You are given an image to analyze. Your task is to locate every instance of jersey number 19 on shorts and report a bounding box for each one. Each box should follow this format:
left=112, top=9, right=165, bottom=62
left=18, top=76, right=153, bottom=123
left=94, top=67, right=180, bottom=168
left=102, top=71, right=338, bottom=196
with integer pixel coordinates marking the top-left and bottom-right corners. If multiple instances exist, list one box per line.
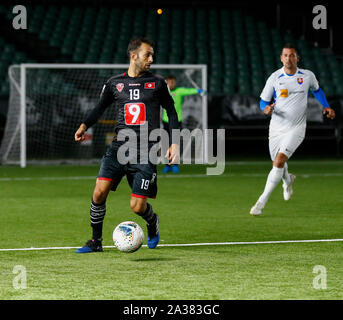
left=141, top=179, right=150, bottom=190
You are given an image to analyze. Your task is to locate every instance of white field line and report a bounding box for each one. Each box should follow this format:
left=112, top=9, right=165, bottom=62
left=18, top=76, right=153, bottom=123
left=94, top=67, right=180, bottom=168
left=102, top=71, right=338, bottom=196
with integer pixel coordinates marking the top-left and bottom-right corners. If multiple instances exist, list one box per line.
left=225, top=160, right=343, bottom=165
left=0, top=172, right=343, bottom=182
left=1, top=238, right=343, bottom=252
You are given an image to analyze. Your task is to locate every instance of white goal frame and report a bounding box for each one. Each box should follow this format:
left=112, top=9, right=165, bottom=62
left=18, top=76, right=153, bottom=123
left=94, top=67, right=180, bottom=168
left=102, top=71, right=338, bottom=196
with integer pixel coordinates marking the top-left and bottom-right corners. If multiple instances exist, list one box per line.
left=13, top=63, right=208, bottom=167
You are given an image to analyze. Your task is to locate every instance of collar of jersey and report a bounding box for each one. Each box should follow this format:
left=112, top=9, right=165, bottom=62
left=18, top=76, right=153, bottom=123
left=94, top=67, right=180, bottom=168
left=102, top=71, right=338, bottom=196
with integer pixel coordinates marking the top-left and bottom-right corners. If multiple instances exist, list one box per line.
left=282, top=67, right=299, bottom=78
left=124, top=71, right=150, bottom=78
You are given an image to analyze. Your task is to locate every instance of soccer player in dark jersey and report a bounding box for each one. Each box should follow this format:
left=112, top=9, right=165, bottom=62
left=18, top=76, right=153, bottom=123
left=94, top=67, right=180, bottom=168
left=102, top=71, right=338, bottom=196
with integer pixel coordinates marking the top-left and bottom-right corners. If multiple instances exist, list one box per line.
left=74, top=38, right=179, bottom=253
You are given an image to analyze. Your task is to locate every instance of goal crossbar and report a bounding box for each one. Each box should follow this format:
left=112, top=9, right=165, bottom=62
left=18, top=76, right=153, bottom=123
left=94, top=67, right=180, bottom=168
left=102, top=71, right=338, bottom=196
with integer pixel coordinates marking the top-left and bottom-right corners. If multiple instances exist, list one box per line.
left=5, top=63, right=208, bottom=167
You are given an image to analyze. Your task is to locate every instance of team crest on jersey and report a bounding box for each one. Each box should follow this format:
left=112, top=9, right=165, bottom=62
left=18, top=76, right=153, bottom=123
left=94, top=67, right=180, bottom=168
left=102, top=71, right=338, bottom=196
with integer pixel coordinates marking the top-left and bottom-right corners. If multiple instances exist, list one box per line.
left=116, top=83, right=124, bottom=92
left=297, top=78, right=303, bottom=85
left=144, top=82, right=155, bottom=89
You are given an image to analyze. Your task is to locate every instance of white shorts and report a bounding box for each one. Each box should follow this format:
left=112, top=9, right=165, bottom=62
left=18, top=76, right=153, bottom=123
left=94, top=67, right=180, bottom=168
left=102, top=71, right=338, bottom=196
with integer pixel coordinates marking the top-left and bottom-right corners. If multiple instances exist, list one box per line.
left=269, top=127, right=305, bottom=161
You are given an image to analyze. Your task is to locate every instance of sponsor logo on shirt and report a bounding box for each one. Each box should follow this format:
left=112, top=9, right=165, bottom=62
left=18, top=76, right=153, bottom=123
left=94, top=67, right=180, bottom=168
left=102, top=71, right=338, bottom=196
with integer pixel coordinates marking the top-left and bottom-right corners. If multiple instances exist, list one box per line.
left=144, top=82, right=155, bottom=89
left=129, top=83, right=141, bottom=86
left=124, top=103, right=146, bottom=125
left=280, top=89, right=289, bottom=98
left=116, top=83, right=124, bottom=92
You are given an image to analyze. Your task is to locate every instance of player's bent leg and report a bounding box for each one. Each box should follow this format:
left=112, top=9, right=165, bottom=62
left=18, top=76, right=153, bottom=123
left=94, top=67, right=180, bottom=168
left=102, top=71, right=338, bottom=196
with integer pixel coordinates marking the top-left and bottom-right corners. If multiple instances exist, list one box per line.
left=93, top=178, right=113, bottom=204
left=130, top=196, right=147, bottom=214
left=282, top=162, right=291, bottom=186
left=273, top=152, right=288, bottom=168
left=250, top=153, right=287, bottom=216
left=275, top=152, right=296, bottom=200
left=281, top=161, right=296, bottom=201
left=278, top=132, right=304, bottom=200
left=76, top=179, right=113, bottom=253
left=130, top=195, right=159, bottom=249
left=283, top=173, right=296, bottom=201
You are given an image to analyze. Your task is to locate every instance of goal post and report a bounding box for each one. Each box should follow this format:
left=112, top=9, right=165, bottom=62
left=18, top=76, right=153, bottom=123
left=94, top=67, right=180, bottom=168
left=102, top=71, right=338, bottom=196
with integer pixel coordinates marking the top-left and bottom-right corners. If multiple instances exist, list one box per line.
left=1, top=63, right=207, bottom=167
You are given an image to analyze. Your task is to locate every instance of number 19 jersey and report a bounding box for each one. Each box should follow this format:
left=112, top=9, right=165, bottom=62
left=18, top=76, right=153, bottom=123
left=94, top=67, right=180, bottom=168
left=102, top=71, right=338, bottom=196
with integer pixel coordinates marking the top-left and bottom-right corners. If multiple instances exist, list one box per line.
left=86, top=71, right=178, bottom=138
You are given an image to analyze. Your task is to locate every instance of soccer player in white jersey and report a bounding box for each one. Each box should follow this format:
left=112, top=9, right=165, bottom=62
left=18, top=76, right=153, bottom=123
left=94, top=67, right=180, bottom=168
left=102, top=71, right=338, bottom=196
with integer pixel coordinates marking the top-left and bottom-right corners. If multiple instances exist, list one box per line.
left=250, top=43, right=335, bottom=216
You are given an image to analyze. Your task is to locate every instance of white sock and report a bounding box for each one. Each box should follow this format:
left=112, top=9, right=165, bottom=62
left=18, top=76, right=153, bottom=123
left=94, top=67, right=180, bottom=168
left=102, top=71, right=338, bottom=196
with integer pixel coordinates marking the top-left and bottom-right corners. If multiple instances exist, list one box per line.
left=282, top=162, right=291, bottom=185
left=258, top=166, right=284, bottom=206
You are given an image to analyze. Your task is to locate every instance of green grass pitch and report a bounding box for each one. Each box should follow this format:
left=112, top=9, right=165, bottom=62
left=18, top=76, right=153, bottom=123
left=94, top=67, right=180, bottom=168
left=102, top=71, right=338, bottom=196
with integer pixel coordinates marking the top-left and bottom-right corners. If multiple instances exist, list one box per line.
left=0, top=159, right=343, bottom=300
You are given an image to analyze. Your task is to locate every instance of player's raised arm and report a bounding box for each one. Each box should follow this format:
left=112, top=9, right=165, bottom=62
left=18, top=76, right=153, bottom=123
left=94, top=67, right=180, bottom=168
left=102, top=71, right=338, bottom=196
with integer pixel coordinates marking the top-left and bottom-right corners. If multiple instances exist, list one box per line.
left=177, top=87, right=198, bottom=96
left=74, top=81, right=114, bottom=142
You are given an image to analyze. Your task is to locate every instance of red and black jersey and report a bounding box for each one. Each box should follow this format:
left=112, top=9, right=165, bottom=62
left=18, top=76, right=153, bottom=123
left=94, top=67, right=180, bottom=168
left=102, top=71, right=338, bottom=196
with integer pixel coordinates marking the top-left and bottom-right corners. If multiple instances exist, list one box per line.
left=83, top=71, right=179, bottom=140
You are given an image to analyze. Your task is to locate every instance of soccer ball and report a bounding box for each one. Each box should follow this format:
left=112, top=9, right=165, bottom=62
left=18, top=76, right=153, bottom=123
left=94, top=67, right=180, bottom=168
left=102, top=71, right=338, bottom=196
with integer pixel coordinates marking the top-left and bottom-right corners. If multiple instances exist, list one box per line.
left=112, top=221, right=144, bottom=253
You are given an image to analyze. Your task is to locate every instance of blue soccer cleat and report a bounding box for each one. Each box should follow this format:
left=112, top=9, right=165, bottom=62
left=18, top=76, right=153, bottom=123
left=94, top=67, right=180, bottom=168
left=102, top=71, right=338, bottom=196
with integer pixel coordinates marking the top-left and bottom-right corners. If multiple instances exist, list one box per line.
left=171, top=164, right=179, bottom=173
left=75, top=239, right=103, bottom=253
left=162, top=165, right=171, bottom=173
left=147, top=214, right=160, bottom=249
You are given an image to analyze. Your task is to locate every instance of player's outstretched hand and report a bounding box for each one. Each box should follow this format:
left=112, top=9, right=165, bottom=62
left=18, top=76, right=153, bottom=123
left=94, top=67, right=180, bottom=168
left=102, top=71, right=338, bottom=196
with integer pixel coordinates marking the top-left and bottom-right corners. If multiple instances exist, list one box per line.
left=323, top=107, right=335, bottom=119
left=165, top=143, right=180, bottom=165
left=264, top=103, right=275, bottom=115
left=75, top=123, right=87, bottom=142
left=197, top=89, right=207, bottom=97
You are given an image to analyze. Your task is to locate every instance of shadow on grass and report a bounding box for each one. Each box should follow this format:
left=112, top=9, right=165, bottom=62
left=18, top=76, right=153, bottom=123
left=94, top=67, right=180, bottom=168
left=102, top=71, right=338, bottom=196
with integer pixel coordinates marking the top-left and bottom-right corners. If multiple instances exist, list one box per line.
left=129, top=257, right=179, bottom=262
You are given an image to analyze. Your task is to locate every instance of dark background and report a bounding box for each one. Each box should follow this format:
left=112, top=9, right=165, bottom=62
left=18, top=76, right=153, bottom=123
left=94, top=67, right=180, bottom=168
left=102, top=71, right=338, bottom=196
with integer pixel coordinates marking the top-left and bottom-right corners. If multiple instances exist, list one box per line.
left=0, top=0, right=342, bottom=159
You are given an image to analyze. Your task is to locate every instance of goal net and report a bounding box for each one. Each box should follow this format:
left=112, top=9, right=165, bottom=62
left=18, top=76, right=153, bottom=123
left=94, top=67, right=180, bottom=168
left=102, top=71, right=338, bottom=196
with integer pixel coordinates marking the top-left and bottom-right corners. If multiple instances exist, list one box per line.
left=0, top=64, right=207, bottom=167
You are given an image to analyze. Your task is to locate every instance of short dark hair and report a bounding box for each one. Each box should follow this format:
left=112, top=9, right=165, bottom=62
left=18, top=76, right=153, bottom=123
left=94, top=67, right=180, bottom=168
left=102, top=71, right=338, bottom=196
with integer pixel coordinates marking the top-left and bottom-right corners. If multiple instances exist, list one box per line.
left=165, top=75, right=176, bottom=80
left=281, top=43, right=299, bottom=55
left=127, top=37, right=155, bottom=58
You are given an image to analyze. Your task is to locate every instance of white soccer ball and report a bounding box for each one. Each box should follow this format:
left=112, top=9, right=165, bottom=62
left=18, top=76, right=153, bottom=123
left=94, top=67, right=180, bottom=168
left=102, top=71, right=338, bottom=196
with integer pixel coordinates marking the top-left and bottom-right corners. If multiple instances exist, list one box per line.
left=112, top=221, right=144, bottom=253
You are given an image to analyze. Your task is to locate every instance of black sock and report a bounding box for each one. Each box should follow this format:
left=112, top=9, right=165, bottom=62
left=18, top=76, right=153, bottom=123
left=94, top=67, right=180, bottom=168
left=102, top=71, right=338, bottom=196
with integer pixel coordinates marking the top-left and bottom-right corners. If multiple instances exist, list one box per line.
left=138, top=203, right=156, bottom=225
left=90, top=200, right=106, bottom=241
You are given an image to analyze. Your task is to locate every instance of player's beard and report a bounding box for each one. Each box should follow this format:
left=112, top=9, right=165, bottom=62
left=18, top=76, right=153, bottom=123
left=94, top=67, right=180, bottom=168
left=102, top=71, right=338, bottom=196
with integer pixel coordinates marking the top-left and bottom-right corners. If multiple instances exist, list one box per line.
left=135, top=59, right=150, bottom=74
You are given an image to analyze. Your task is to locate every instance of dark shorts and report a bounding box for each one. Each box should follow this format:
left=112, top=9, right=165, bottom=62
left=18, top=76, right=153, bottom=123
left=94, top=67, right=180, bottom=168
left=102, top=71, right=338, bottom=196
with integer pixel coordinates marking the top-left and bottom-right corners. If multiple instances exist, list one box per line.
left=97, top=147, right=157, bottom=199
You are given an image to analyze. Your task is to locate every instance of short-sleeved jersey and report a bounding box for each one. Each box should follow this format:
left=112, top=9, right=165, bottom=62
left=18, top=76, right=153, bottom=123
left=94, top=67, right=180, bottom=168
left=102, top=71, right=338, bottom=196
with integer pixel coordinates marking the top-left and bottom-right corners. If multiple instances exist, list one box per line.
left=83, top=71, right=179, bottom=140
left=260, top=67, right=319, bottom=134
